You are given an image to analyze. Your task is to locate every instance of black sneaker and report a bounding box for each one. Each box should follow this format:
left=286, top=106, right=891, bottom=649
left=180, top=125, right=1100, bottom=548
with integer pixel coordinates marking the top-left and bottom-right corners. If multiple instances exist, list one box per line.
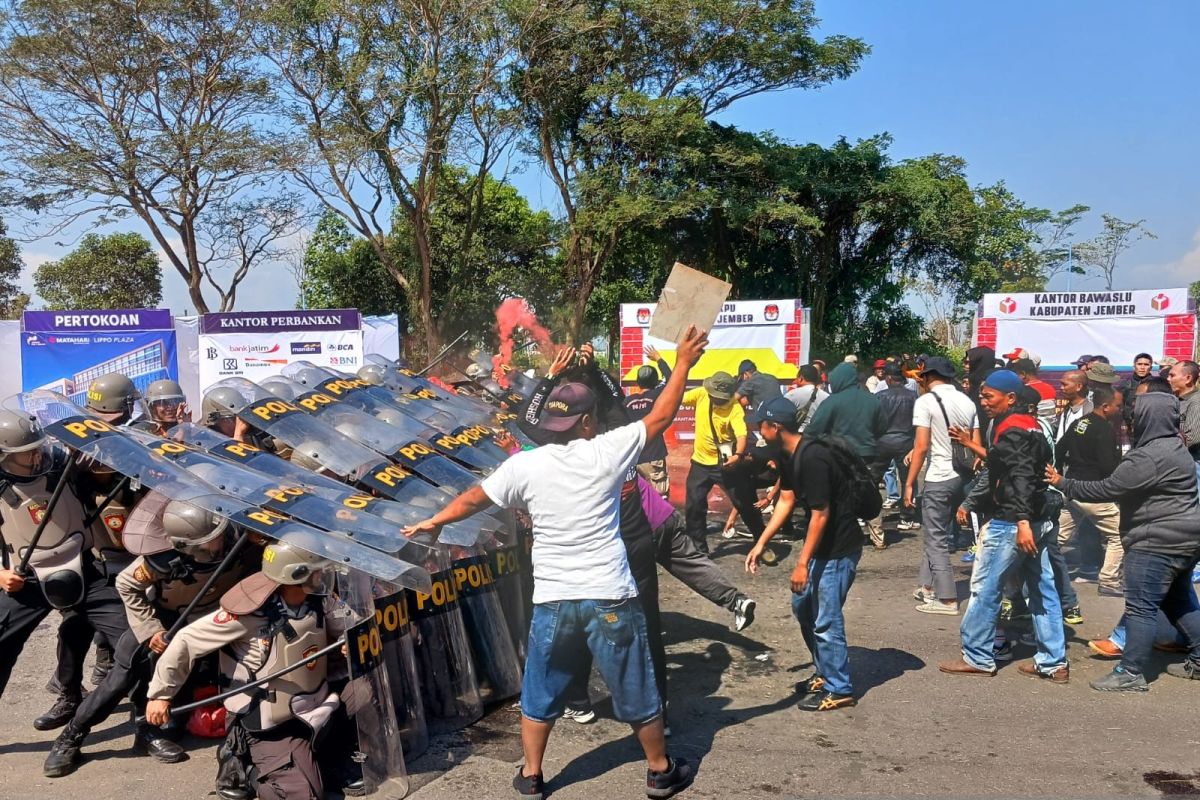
left=34, top=692, right=81, bottom=732
left=43, top=726, right=86, bottom=777
left=647, top=757, right=694, bottom=799
left=798, top=691, right=856, bottom=712
left=732, top=596, right=756, bottom=632
left=798, top=674, right=826, bottom=695
left=513, top=765, right=545, bottom=799
left=1166, top=662, right=1200, bottom=681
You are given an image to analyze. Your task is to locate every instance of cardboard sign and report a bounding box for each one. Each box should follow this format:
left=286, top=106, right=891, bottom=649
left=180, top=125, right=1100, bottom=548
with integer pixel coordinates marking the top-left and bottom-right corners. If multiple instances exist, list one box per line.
left=647, top=262, right=731, bottom=342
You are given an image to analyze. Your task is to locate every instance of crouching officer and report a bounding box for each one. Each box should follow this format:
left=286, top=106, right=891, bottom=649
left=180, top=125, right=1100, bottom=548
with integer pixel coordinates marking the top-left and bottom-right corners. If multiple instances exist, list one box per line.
left=0, top=410, right=130, bottom=724
left=134, top=379, right=192, bottom=437
left=44, top=499, right=256, bottom=777
left=144, top=542, right=350, bottom=800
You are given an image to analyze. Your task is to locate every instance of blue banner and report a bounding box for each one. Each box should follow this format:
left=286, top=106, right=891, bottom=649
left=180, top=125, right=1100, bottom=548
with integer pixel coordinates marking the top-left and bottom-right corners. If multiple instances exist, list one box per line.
left=21, top=308, right=179, bottom=406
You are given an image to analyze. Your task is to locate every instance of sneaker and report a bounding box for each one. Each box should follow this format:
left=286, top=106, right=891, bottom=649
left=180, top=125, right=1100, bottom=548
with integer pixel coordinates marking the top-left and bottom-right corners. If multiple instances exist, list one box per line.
left=993, top=641, right=1013, bottom=663
left=1072, top=576, right=1096, bottom=585
left=915, top=599, right=959, bottom=615
left=897, top=520, right=921, bottom=531
left=562, top=705, right=596, bottom=724
left=1088, top=639, right=1123, bottom=658
left=1166, top=662, right=1200, bottom=680
left=1018, top=631, right=1036, bottom=647
left=912, top=586, right=933, bottom=603
left=732, top=596, right=756, bottom=632
left=1090, top=666, right=1149, bottom=692
left=1063, top=606, right=1084, bottom=625
left=1017, top=661, right=1069, bottom=684
left=798, top=674, right=826, bottom=695
left=797, top=691, right=857, bottom=711
left=34, top=692, right=81, bottom=732
left=43, top=726, right=85, bottom=778
left=513, top=766, right=545, bottom=799
left=882, top=498, right=899, bottom=510
left=646, top=757, right=694, bottom=799
left=961, top=546, right=976, bottom=564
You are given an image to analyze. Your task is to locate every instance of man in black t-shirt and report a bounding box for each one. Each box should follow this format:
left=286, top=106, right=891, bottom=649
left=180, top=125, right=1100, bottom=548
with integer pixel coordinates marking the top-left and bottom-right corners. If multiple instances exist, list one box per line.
left=745, top=395, right=861, bottom=712
left=624, top=345, right=673, bottom=497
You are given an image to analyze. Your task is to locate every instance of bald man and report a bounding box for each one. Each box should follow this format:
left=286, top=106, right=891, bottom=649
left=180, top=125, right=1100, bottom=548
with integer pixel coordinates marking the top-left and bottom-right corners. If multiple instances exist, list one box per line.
left=1054, top=370, right=1093, bottom=443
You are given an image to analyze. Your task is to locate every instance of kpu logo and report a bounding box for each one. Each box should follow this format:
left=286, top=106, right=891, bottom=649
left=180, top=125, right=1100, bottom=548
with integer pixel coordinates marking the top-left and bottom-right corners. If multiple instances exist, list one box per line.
left=764, top=303, right=779, bottom=321
left=636, top=308, right=650, bottom=324
left=999, top=297, right=1017, bottom=314
left=1151, top=293, right=1171, bottom=311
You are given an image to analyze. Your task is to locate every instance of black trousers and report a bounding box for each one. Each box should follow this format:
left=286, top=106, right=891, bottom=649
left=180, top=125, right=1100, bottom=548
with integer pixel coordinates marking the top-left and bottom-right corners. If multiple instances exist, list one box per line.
left=684, top=461, right=765, bottom=555
left=69, top=630, right=152, bottom=734
left=0, top=562, right=130, bottom=700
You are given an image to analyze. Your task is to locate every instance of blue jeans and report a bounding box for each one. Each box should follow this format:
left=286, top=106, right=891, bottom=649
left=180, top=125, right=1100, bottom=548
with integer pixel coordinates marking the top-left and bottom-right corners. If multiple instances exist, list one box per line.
left=960, top=519, right=1067, bottom=673
left=1119, top=549, right=1200, bottom=677
left=884, top=462, right=900, bottom=502
left=791, top=553, right=860, bottom=696
left=521, top=598, right=661, bottom=724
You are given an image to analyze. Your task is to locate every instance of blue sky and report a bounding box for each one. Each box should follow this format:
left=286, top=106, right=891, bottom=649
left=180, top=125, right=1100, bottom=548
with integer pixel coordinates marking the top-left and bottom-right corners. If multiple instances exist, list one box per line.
left=17, top=1, right=1200, bottom=313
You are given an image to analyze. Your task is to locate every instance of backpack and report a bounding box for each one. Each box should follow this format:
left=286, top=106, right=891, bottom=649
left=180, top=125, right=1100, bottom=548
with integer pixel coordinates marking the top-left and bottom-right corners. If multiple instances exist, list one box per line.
left=801, top=434, right=884, bottom=520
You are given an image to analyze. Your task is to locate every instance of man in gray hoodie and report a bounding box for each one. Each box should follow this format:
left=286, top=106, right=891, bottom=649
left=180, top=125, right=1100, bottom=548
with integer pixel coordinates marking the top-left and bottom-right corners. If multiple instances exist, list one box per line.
left=1048, top=392, right=1200, bottom=691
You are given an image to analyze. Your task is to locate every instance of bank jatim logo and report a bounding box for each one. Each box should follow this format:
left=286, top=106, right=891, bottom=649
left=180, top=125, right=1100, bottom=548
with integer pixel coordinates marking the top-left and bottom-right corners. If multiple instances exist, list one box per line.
left=636, top=307, right=651, bottom=324
left=999, top=297, right=1017, bottom=314
left=764, top=303, right=779, bottom=321
left=1151, top=293, right=1171, bottom=311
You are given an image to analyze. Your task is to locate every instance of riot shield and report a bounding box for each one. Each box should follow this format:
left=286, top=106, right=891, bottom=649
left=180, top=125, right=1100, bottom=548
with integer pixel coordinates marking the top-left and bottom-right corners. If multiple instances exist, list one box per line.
left=13, top=392, right=421, bottom=586
left=363, top=582, right=428, bottom=758
left=365, top=354, right=503, bottom=418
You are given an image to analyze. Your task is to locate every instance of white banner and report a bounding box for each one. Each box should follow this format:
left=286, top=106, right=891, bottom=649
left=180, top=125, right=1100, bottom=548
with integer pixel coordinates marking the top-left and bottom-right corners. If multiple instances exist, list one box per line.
left=991, top=317, right=1170, bottom=370
left=198, top=329, right=364, bottom=392
left=621, top=299, right=798, bottom=328
left=981, top=288, right=1188, bottom=319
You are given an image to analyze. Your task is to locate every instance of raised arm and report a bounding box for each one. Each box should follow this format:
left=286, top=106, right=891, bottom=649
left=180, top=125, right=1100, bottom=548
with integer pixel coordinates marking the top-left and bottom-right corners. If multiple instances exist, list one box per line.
left=641, top=326, right=709, bottom=443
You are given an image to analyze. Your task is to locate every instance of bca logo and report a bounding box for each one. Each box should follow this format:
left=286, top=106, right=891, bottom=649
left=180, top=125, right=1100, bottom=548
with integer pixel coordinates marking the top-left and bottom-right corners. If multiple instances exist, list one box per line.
left=764, top=304, right=779, bottom=321
left=636, top=308, right=650, bottom=324
left=999, top=297, right=1017, bottom=314
left=1151, top=293, right=1171, bottom=311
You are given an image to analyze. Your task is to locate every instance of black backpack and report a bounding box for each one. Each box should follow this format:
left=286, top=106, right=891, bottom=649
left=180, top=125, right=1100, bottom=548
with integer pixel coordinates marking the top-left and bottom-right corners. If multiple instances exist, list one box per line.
left=801, top=435, right=883, bottom=521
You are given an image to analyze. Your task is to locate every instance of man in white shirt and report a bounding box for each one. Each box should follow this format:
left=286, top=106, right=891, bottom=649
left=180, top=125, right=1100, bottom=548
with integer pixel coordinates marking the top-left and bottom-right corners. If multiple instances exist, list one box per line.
left=406, top=326, right=708, bottom=800
left=784, top=364, right=828, bottom=432
left=904, top=357, right=979, bottom=614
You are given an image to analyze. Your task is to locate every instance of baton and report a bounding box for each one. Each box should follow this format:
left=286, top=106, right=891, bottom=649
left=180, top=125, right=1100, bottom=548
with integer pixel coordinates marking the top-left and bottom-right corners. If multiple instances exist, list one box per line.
left=141, top=635, right=348, bottom=722
left=81, top=475, right=131, bottom=529
left=163, top=530, right=253, bottom=643
left=416, top=330, right=469, bottom=376
left=16, top=451, right=79, bottom=576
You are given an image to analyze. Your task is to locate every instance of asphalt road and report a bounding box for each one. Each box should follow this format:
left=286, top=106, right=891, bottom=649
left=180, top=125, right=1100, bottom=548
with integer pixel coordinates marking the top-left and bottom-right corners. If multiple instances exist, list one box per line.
left=2, top=512, right=1198, bottom=799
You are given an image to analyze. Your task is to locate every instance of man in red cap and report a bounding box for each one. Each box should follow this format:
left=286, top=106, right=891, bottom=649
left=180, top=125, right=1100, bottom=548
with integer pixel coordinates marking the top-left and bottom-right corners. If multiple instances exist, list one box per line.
left=866, top=359, right=887, bottom=394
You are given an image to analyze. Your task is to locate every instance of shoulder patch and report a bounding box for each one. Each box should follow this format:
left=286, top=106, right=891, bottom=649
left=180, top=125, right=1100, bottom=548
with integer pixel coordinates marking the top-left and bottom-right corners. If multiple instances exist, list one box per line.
left=103, top=512, right=126, bottom=532
left=132, top=563, right=154, bottom=584
left=213, top=610, right=238, bottom=625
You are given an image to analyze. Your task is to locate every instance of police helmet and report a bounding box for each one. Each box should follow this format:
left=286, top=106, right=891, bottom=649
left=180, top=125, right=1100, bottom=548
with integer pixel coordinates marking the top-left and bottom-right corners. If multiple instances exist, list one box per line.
left=289, top=368, right=328, bottom=389
left=356, top=365, right=387, bottom=386
left=636, top=365, right=659, bottom=390
left=163, top=500, right=229, bottom=563
left=289, top=441, right=326, bottom=472
left=86, top=373, right=140, bottom=422
left=202, top=386, right=248, bottom=427
left=261, top=541, right=332, bottom=589
left=0, top=409, right=53, bottom=480
left=465, top=363, right=488, bottom=381
left=145, top=379, right=186, bottom=422
left=259, top=377, right=297, bottom=402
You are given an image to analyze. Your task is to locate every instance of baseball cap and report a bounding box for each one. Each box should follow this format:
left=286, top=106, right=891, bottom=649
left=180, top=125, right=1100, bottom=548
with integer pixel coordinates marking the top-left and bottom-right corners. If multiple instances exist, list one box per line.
left=737, top=359, right=756, bottom=375
left=703, top=372, right=737, bottom=403
left=1088, top=363, right=1118, bottom=384
left=873, top=359, right=887, bottom=369
left=1072, top=354, right=1094, bottom=367
left=537, top=382, right=596, bottom=432
left=919, top=356, right=957, bottom=380
left=1003, top=348, right=1042, bottom=369
left=843, top=354, right=858, bottom=364
left=750, top=395, right=798, bottom=427
left=984, top=369, right=1024, bottom=395
left=1011, top=357, right=1038, bottom=375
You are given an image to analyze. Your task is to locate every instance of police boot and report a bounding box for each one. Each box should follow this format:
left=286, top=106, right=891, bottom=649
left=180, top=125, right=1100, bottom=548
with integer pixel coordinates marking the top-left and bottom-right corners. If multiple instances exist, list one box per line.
left=133, top=724, right=187, bottom=764
left=43, top=724, right=87, bottom=778
left=326, top=759, right=367, bottom=797
left=91, top=643, right=115, bottom=686
left=33, top=689, right=82, bottom=732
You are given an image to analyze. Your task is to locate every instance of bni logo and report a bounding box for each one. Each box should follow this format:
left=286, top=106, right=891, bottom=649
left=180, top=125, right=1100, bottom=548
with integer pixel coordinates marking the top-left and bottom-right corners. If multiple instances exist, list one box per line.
left=1151, top=293, right=1171, bottom=311
left=999, top=297, right=1017, bottom=314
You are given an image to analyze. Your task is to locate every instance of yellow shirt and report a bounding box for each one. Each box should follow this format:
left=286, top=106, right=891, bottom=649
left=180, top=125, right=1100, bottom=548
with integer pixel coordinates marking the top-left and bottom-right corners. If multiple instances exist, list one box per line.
left=683, top=388, right=747, bottom=466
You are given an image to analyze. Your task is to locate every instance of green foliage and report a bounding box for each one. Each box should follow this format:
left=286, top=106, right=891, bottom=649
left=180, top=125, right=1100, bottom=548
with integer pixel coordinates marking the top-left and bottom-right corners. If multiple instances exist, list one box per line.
left=0, top=215, right=26, bottom=318
left=34, top=233, right=161, bottom=310
left=298, top=213, right=406, bottom=315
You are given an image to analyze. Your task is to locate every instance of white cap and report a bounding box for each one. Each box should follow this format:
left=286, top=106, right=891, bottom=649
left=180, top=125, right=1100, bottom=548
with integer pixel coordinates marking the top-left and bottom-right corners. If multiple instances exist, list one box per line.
left=843, top=354, right=858, bottom=364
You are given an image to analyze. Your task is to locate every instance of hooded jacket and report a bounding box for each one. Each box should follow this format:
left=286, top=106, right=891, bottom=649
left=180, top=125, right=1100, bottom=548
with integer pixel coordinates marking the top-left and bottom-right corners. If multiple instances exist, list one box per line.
left=1061, top=393, right=1200, bottom=556
left=804, top=363, right=886, bottom=458
left=963, top=409, right=1055, bottom=523
left=965, top=346, right=997, bottom=412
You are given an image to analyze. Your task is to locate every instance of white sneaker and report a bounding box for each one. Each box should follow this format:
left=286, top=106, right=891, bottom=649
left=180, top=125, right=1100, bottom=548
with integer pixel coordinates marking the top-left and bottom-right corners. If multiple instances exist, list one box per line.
left=897, top=520, right=921, bottom=531
left=882, top=498, right=899, bottom=510
left=733, top=596, right=756, bottom=632
left=915, top=599, right=959, bottom=615
left=562, top=706, right=596, bottom=724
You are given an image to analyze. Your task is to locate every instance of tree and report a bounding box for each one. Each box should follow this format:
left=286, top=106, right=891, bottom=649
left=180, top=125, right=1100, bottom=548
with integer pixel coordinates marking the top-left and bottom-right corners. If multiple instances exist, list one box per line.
left=508, top=0, right=868, bottom=337
left=298, top=212, right=406, bottom=315
left=34, top=233, right=162, bottom=309
left=0, top=0, right=298, bottom=313
left=1074, top=214, right=1156, bottom=290
left=0, top=215, right=26, bottom=318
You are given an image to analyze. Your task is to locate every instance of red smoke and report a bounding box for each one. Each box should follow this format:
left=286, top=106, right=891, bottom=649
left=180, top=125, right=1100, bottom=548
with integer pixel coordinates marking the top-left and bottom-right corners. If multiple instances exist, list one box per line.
left=493, top=297, right=554, bottom=387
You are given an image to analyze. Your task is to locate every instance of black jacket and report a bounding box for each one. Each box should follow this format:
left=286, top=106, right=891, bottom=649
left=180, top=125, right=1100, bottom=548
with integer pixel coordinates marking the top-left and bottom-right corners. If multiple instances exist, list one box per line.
left=517, top=360, right=628, bottom=446
left=876, top=384, right=917, bottom=453
left=964, top=410, right=1055, bottom=523
left=1061, top=393, right=1200, bottom=557
left=1056, top=412, right=1120, bottom=482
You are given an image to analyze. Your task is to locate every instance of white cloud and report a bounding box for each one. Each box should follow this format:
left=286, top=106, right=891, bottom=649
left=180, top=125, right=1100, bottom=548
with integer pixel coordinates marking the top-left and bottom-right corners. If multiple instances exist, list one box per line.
left=1131, top=227, right=1200, bottom=289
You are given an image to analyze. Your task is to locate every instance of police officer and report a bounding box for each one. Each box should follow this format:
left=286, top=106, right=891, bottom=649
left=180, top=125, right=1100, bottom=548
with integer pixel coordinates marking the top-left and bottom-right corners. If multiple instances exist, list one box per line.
left=44, top=499, right=256, bottom=777
left=0, top=410, right=130, bottom=728
left=144, top=542, right=352, bottom=800
left=203, top=387, right=277, bottom=452
left=84, top=372, right=141, bottom=425
left=135, top=379, right=191, bottom=436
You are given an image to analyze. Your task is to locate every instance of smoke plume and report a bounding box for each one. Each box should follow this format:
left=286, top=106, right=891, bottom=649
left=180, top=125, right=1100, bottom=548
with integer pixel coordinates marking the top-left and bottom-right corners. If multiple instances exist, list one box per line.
left=493, top=297, right=554, bottom=387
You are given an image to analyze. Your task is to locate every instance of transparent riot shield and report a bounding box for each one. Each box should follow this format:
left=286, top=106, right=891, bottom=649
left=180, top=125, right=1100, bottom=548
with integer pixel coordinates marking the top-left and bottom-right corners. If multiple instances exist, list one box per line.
left=14, top=392, right=421, bottom=586
left=363, top=582, right=428, bottom=759
left=365, top=354, right=502, bottom=418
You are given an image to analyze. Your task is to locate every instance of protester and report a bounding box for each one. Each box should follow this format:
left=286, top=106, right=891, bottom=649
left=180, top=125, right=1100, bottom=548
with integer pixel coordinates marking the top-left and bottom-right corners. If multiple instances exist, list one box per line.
left=1122, top=353, right=1156, bottom=433
left=939, top=370, right=1068, bottom=683
left=1087, top=362, right=1120, bottom=395
left=746, top=395, right=863, bottom=711
left=1158, top=355, right=1180, bottom=379
left=1010, top=357, right=1056, bottom=401
left=784, top=364, right=827, bottom=432
left=1055, top=386, right=1124, bottom=597
left=866, top=359, right=886, bottom=393
left=405, top=326, right=708, bottom=799
left=682, top=371, right=764, bottom=555
left=735, top=359, right=782, bottom=411
left=964, top=346, right=998, bottom=413
left=624, top=345, right=674, bottom=497
left=805, top=362, right=888, bottom=549
left=905, top=357, right=979, bottom=614
left=1054, top=370, right=1093, bottom=442
left=876, top=364, right=918, bottom=530
left=1048, top=392, right=1200, bottom=691
left=1168, top=361, right=1200, bottom=487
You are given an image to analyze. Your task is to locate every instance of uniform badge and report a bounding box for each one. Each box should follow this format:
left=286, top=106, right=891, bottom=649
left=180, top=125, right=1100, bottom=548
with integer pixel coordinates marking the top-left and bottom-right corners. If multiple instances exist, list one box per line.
left=302, top=645, right=322, bottom=669
left=133, top=564, right=154, bottom=584
left=27, top=503, right=46, bottom=524
left=104, top=513, right=126, bottom=532
left=214, top=610, right=238, bottom=624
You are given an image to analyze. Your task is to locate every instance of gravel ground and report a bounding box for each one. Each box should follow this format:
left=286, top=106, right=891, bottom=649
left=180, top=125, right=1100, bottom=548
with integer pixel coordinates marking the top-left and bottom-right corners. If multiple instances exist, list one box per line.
left=2, top=512, right=1198, bottom=799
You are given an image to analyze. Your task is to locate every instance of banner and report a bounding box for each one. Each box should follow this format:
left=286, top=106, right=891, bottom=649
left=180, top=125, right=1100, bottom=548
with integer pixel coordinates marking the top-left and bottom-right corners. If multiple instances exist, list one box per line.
left=981, top=289, right=1187, bottom=320
left=198, top=309, right=364, bottom=391
left=21, top=309, right=179, bottom=407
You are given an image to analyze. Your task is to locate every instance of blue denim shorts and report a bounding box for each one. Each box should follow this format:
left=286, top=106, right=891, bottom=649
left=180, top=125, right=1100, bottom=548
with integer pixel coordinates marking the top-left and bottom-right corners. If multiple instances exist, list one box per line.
left=521, top=597, right=662, bottom=724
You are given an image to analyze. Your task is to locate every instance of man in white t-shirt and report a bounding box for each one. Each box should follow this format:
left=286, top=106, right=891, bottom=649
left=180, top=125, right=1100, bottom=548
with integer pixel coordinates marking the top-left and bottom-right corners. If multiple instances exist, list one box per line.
left=406, top=326, right=708, bottom=800
left=784, top=364, right=828, bottom=432
left=904, top=357, right=979, bottom=615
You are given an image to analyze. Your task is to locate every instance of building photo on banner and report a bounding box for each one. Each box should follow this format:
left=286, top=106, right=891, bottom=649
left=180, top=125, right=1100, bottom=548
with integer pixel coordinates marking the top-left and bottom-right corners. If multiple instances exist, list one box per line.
left=19, top=309, right=179, bottom=406
left=976, top=288, right=1197, bottom=370
left=197, top=308, right=365, bottom=391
